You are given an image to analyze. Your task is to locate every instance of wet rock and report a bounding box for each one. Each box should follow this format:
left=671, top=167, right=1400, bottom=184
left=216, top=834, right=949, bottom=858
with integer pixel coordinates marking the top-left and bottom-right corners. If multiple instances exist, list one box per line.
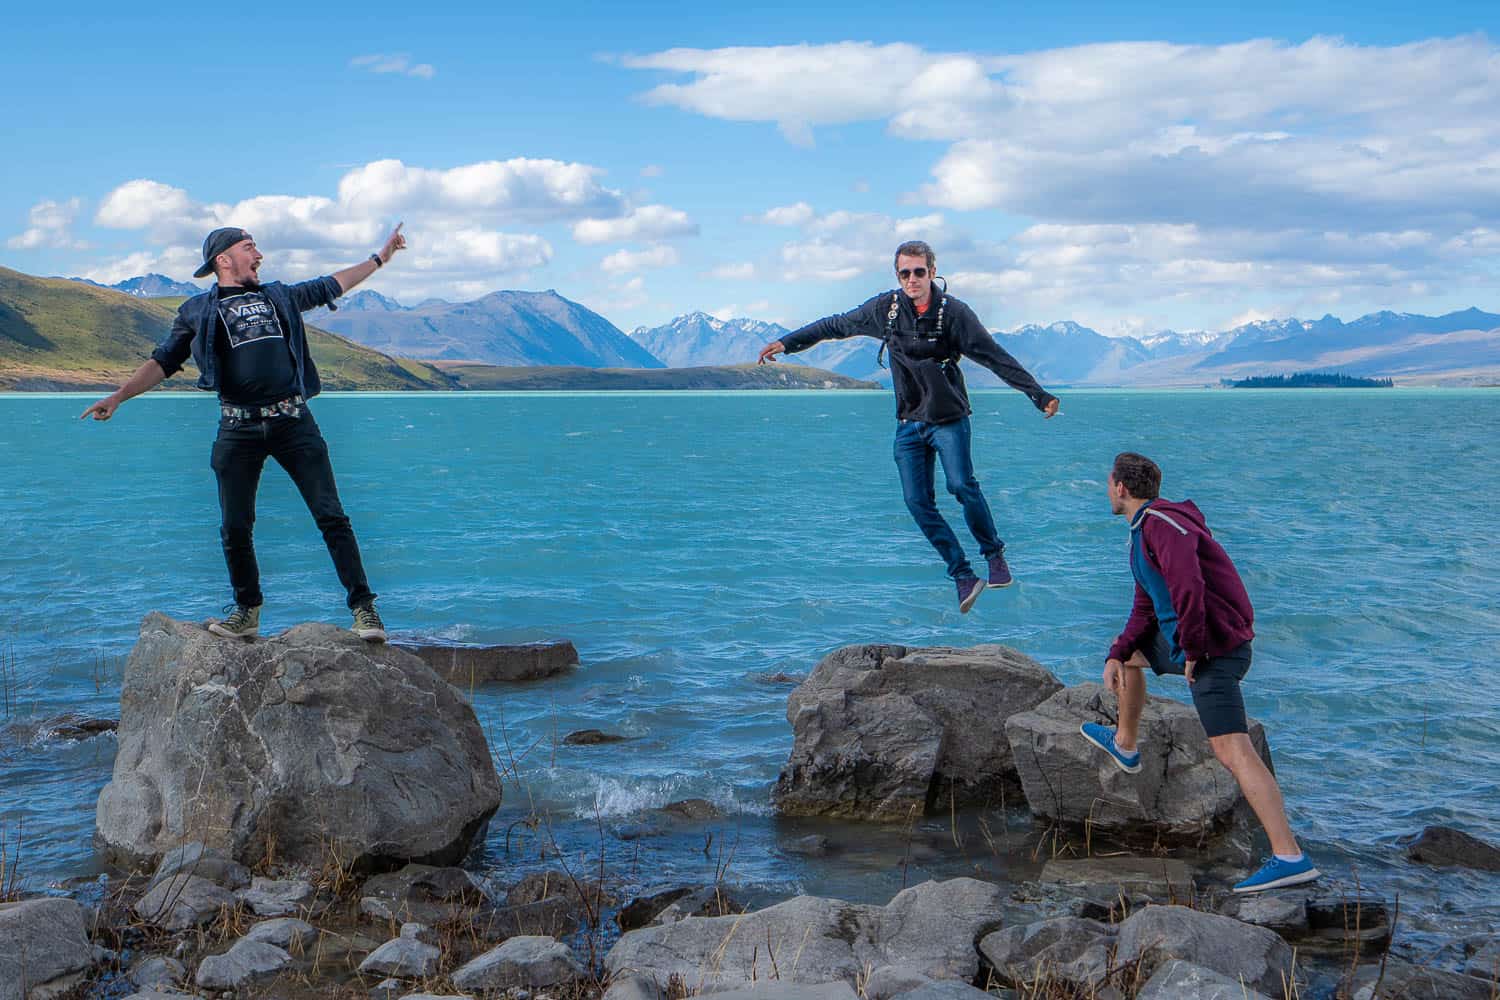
left=604, top=877, right=1006, bottom=990
left=1403, top=825, right=1500, bottom=872
left=97, top=614, right=502, bottom=870
left=147, top=841, right=251, bottom=891
left=1345, top=956, right=1496, bottom=998
left=774, top=643, right=1062, bottom=820
left=650, top=884, right=747, bottom=925
left=41, top=713, right=118, bottom=741
left=1114, top=905, right=1294, bottom=997
left=1136, top=959, right=1276, bottom=999
left=134, top=874, right=236, bottom=931
left=0, top=897, right=94, bottom=1000
left=471, top=895, right=583, bottom=943
left=400, top=639, right=579, bottom=685
left=1303, top=893, right=1392, bottom=955
left=1006, top=683, right=1273, bottom=843
left=1217, top=893, right=1309, bottom=936
left=616, top=887, right=697, bottom=931
left=1464, top=937, right=1500, bottom=979
left=452, top=934, right=584, bottom=989
left=237, top=876, right=317, bottom=916
left=359, top=924, right=441, bottom=978
left=659, top=798, right=722, bottom=820
left=1039, top=856, right=1196, bottom=901
left=979, top=917, right=1116, bottom=991
left=127, top=954, right=187, bottom=990
left=194, top=938, right=293, bottom=989
left=563, top=728, right=631, bottom=745
left=242, top=916, right=320, bottom=953
left=752, top=671, right=807, bottom=686
left=507, top=869, right=614, bottom=909
left=360, top=862, right=489, bottom=924
left=785, top=834, right=834, bottom=856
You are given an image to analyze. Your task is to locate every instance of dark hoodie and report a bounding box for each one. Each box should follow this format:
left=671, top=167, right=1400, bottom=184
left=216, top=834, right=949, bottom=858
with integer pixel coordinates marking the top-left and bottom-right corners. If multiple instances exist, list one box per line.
left=779, top=290, right=1056, bottom=424
left=1108, top=499, right=1256, bottom=665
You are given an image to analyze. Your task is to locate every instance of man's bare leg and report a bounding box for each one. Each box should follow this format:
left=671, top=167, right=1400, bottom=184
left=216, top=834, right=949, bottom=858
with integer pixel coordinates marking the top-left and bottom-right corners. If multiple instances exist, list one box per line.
left=1114, top=651, right=1149, bottom=752
left=1209, top=732, right=1300, bottom=857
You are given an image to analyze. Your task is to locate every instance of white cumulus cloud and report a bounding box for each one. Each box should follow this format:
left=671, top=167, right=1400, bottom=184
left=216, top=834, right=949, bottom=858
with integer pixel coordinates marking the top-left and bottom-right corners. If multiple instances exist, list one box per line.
left=573, top=204, right=698, bottom=245
left=601, top=244, right=680, bottom=275
left=7, top=197, right=88, bottom=250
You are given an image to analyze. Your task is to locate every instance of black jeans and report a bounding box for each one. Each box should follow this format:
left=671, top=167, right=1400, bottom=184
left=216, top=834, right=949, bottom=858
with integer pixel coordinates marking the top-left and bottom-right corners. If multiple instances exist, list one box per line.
left=209, top=407, right=374, bottom=610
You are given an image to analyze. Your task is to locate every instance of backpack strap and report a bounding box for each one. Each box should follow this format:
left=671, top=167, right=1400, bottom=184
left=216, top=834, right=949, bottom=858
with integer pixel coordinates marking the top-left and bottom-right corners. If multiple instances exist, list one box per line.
left=878, top=289, right=952, bottom=369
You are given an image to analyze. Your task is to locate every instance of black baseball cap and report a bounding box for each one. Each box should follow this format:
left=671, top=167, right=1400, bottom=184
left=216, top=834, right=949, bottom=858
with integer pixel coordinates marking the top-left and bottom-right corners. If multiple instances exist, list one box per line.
left=193, top=227, right=252, bottom=278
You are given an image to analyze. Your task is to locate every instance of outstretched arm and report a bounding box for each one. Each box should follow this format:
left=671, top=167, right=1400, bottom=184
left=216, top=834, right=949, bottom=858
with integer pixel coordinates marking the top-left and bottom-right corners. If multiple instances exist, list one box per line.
left=953, top=306, right=1059, bottom=416
left=332, top=223, right=407, bottom=295
left=757, top=295, right=887, bottom=363
left=80, top=358, right=168, bottom=421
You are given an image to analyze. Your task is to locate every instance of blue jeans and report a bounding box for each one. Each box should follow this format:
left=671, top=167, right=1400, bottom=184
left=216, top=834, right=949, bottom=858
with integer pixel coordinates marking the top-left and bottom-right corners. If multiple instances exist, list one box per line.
left=893, top=417, right=1002, bottom=580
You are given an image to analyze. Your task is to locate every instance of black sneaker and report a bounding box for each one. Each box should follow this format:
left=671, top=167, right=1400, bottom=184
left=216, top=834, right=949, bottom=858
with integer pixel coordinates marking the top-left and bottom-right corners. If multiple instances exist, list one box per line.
left=955, top=576, right=986, bottom=613
left=209, top=604, right=261, bottom=639
left=352, top=602, right=386, bottom=643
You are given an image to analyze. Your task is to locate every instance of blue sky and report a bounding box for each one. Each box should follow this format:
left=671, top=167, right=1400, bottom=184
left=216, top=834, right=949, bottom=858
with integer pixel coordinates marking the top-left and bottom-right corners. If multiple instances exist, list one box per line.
left=3, top=1, right=1498, bottom=336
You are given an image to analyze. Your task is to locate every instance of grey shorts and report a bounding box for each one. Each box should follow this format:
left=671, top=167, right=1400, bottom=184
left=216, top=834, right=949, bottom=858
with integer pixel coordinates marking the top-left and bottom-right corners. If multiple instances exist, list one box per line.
left=1140, top=633, right=1252, bottom=738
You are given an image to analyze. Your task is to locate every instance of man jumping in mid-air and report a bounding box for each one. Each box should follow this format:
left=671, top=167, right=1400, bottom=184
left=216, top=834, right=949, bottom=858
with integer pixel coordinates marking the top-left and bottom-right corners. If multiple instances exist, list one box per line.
left=81, top=223, right=408, bottom=642
left=757, top=240, right=1059, bottom=612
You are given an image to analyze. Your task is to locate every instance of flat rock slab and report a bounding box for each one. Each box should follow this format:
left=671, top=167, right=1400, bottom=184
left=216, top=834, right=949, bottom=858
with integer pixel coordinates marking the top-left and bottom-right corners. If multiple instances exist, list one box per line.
left=1006, top=683, right=1272, bottom=844
left=1040, top=856, right=1196, bottom=900
left=1136, top=959, right=1276, bottom=999
left=97, top=614, right=502, bottom=871
left=194, top=939, right=292, bottom=990
left=1403, top=825, right=1500, bottom=872
left=0, top=897, right=94, bottom=1000
left=452, top=934, right=584, bottom=990
left=1115, top=905, right=1295, bottom=997
left=237, top=876, right=316, bottom=916
left=774, top=643, right=1063, bottom=820
left=360, top=863, right=488, bottom=924
left=1345, top=956, right=1497, bottom=999
left=147, top=841, right=250, bottom=891
left=400, top=639, right=579, bottom=685
left=605, top=877, right=1005, bottom=992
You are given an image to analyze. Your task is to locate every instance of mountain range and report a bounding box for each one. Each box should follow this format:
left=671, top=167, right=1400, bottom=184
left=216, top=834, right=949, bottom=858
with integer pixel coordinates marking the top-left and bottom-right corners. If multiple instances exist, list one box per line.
left=42, top=271, right=1500, bottom=386
left=70, top=273, right=204, bottom=298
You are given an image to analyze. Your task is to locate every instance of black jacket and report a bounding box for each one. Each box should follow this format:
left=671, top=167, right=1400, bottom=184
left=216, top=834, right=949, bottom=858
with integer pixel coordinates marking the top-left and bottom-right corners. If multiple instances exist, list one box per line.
left=150, top=276, right=343, bottom=398
left=780, top=290, right=1056, bottom=424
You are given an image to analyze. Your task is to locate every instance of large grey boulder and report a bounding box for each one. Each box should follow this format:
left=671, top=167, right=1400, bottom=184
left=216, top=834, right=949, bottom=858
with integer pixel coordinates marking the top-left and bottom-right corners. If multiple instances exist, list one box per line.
left=979, top=917, right=1116, bottom=991
left=1006, top=683, right=1271, bottom=842
left=605, top=877, right=1005, bottom=992
left=96, top=613, right=502, bottom=870
left=194, top=938, right=293, bottom=990
left=774, top=644, right=1063, bottom=819
left=451, top=935, right=584, bottom=990
left=1136, top=959, right=1276, bottom=999
left=400, top=639, right=579, bottom=686
left=1114, top=905, right=1295, bottom=997
left=0, top=898, right=95, bottom=1000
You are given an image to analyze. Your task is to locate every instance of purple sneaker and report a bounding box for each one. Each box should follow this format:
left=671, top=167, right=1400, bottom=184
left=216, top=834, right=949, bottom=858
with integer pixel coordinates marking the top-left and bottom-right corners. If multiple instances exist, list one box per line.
left=956, top=576, right=986, bottom=613
left=987, top=553, right=1014, bottom=588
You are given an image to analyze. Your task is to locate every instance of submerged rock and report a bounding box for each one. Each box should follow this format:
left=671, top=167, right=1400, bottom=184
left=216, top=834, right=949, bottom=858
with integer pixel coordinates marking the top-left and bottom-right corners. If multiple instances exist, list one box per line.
left=774, top=643, right=1063, bottom=820
left=1403, top=825, right=1500, bottom=872
left=96, top=613, right=502, bottom=870
left=400, top=638, right=579, bottom=685
left=1006, top=683, right=1272, bottom=843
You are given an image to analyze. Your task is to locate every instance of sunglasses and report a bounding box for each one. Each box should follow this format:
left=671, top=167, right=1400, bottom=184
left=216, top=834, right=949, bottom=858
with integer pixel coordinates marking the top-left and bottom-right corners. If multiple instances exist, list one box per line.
left=897, top=267, right=929, bottom=280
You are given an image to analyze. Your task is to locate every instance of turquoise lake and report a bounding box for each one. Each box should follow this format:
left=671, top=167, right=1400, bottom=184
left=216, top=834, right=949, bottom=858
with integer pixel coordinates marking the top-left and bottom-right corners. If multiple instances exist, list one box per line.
left=1, top=388, right=1497, bottom=953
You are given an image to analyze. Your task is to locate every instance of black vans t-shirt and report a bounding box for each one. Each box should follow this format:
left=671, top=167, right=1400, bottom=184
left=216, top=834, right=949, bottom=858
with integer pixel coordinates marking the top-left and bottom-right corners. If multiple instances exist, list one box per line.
left=215, top=285, right=299, bottom=406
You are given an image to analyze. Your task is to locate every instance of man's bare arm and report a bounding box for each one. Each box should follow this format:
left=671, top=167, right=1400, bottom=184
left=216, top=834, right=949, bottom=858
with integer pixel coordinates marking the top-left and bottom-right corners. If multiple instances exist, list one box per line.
left=80, top=359, right=168, bottom=420
left=332, top=223, right=407, bottom=294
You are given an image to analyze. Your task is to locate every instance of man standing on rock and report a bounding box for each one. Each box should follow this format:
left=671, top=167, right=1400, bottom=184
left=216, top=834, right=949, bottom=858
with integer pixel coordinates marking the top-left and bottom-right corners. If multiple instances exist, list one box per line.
left=1082, top=452, right=1319, bottom=893
left=81, top=224, right=408, bottom=642
left=757, top=241, right=1059, bottom=612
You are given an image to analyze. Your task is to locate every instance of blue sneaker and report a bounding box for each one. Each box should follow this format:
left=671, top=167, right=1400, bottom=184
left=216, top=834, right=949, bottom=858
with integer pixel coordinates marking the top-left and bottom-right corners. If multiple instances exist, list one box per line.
left=955, top=576, right=985, bottom=613
left=1233, top=855, right=1320, bottom=894
left=1079, top=722, right=1142, bottom=773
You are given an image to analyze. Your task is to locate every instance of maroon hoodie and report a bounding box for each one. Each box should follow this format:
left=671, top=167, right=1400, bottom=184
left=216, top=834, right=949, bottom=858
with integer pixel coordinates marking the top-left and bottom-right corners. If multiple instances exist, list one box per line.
left=1107, top=498, right=1256, bottom=664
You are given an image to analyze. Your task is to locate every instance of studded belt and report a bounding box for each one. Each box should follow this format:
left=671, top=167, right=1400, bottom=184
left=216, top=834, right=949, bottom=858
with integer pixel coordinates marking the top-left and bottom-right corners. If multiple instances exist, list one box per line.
left=220, top=394, right=305, bottom=421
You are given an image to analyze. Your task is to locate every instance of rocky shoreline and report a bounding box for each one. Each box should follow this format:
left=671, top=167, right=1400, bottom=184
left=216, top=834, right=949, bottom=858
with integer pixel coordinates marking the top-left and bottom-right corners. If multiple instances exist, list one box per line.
left=2, top=617, right=1496, bottom=999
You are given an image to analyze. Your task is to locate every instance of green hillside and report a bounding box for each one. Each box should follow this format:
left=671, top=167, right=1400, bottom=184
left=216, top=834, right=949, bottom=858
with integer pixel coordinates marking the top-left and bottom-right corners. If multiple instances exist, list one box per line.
left=0, top=266, right=454, bottom=391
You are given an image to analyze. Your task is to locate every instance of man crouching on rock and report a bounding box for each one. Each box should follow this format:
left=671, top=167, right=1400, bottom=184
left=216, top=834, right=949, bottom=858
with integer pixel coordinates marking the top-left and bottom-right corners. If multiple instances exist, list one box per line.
left=81, top=224, right=408, bottom=642
left=1081, top=451, right=1319, bottom=894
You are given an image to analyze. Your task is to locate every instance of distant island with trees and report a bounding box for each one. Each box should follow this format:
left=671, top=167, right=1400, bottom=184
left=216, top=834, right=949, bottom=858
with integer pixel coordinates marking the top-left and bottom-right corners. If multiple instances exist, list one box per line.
left=1225, top=372, right=1394, bottom=388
